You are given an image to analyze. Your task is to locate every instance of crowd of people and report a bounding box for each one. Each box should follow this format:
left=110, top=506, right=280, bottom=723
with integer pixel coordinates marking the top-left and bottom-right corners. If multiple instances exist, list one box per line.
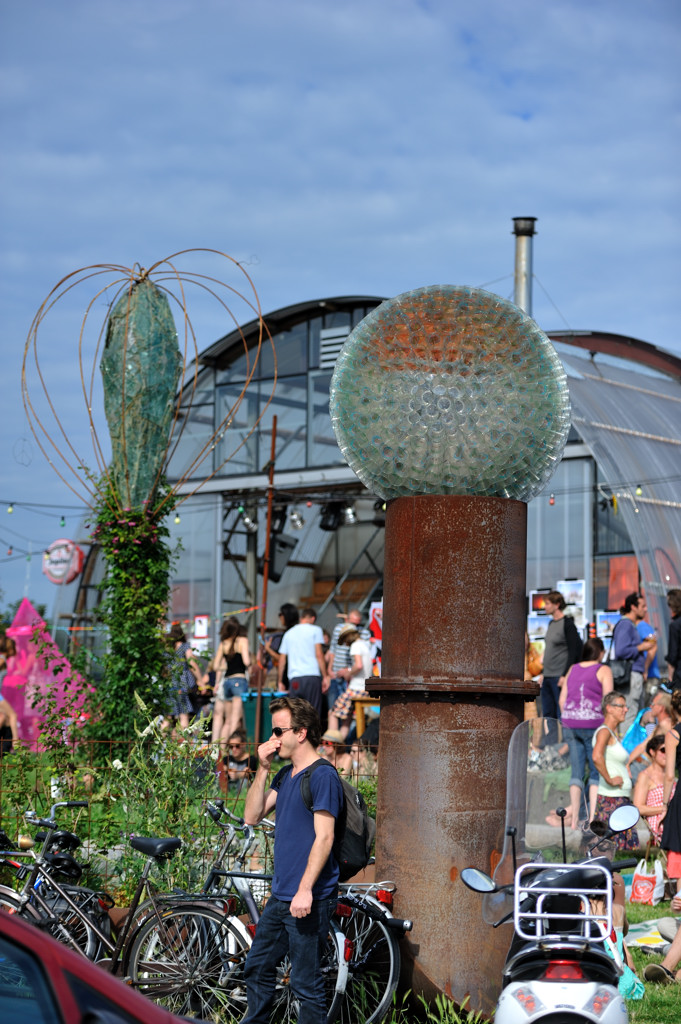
left=528, top=586, right=681, bottom=987
left=159, top=603, right=380, bottom=795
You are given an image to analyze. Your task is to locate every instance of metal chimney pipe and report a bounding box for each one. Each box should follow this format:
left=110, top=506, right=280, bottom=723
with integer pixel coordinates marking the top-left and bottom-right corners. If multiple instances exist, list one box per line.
left=512, top=216, right=537, bottom=315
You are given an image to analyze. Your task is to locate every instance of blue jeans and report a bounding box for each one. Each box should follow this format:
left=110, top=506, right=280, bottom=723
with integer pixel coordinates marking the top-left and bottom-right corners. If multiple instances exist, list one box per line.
left=327, top=676, right=347, bottom=707
left=564, top=726, right=599, bottom=790
left=243, top=894, right=336, bottom=1024
left=288, top=676, right=323, bottom=716
left=219, top=674, right=248, bottom=700
left=540, top=676, right=562, bottom=745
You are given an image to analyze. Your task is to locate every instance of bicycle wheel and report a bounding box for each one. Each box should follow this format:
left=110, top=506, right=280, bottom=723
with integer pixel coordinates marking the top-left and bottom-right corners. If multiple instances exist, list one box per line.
left=39, top=883, right=107, bottom=960
left=333, top=900, right=400, bottom=1024
left=126, top=903, right=250, bottom=1019
left=0, top=884, right=100, bottom=960
left=0, top=887, right=41, bottom=922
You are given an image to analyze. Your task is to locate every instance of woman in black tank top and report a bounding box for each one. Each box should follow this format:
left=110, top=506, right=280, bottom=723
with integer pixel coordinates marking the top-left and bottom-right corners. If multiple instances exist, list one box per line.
left=210, top=619, right=250, bottom=756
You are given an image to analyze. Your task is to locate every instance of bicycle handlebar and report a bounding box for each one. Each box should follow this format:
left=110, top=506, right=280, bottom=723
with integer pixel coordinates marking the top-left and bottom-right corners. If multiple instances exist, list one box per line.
left=24, top=801, right=88, bottom=830
left=386, top=917, right=413, bottom=932
left=612, top=858, right=638, bottom=872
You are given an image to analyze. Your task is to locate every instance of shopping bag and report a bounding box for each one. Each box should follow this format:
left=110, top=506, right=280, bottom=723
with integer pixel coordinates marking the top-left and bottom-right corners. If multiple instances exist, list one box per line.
left=622, top=709, right=648, bottom=754
left=630, top=858, right=666, bottom=905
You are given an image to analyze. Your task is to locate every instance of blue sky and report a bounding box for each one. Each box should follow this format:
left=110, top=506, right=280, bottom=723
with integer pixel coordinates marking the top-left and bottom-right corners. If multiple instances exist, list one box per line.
left=1, top=0, right=679, bottom=611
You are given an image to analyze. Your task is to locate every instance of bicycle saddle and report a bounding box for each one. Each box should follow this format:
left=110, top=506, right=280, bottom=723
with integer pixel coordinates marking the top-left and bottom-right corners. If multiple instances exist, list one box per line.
left=36, top=829, right=81, bottom=851
left=44, top=851, right=83, bottom=880
left=130, top=836, right=182, bottom=859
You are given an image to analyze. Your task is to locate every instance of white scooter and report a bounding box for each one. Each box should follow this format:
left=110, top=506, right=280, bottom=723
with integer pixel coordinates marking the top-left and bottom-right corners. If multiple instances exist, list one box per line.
left=461, top=718, right=639, bottom=1024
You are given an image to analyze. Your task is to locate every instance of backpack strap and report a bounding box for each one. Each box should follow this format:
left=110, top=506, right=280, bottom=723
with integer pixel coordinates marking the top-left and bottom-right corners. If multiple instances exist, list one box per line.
left=299, top=758, right=341, bottom=812
left=606, top=620, right=622, bottom=664
left=270, top=763, right=293, bottom=792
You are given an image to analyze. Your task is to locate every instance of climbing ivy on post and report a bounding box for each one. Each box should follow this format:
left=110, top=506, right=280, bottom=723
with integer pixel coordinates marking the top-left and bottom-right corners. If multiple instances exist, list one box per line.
left=90, top=480, right=177, bottom=747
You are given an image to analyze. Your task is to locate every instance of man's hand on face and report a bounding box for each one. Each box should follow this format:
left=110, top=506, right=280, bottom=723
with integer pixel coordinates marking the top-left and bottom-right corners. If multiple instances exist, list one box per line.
left=257, top=735, right=281, bottom=769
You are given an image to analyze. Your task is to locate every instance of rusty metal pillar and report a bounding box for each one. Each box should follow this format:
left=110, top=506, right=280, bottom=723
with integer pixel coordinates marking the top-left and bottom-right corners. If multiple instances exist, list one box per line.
left=367, top=494, right=538, bottom=1016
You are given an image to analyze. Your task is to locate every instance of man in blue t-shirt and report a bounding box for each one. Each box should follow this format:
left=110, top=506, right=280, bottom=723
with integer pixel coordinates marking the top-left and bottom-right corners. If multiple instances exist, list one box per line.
left=613, top=592, right=657, bottom=731
left=278, top=608, right=329, bottom=715
left=242, top=696, right=343, bottom=1024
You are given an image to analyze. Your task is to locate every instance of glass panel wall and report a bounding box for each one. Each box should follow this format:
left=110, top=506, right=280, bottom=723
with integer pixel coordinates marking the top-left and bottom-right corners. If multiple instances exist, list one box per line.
left=265, top=376, right=308, bottom=471
left=168, top=495, right=218, bottom=625
left=526, top=457, right=594, bottom=605
left=259, top=321, right=308, bottom=379
left=308, top=372, right=344, bottom=467
left=169, top=383, right=215, bottom=480
left=216, top=383, right=261, bottom=475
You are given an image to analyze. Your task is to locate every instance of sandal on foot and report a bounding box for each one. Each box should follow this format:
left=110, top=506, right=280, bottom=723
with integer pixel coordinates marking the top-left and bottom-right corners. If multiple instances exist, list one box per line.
left=643, top=963, right=676, bottom=984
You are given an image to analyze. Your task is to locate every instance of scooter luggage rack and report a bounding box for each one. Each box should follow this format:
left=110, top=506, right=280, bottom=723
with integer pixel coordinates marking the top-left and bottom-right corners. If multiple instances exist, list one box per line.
left=513, top=862, right=613, bottom=944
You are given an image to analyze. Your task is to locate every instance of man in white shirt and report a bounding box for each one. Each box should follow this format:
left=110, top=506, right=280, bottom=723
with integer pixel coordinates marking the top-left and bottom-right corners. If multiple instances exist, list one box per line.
left=277, top=608, right=329, bottom=716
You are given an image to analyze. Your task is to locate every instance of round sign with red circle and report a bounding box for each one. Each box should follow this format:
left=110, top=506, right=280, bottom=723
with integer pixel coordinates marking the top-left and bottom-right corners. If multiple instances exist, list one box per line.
left=42, top=539, right=85, bottom=585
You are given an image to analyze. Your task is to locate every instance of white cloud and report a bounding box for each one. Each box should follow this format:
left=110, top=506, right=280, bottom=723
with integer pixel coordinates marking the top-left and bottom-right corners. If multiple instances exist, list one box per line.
left=0, top=0, right=679, bottom=605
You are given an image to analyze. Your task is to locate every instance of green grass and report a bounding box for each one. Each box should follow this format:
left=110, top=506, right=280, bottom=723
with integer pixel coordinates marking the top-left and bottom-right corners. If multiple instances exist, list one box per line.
left=625, top=896, right=679, bottom=1024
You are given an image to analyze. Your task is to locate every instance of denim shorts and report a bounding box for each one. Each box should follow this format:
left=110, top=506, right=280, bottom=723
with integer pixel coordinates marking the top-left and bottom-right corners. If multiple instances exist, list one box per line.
left=218, top=675, right=248, bottom=701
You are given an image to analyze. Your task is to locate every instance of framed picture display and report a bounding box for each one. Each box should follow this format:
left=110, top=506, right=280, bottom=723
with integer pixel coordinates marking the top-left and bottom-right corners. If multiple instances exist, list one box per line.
left=557, top=579, right=586, bottom=608
left=596, top=610, right=622, bottom=638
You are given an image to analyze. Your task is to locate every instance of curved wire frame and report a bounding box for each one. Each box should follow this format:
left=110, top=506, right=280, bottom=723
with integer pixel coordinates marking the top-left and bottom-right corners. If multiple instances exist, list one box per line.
left=22, top=249, right=276, bottom=517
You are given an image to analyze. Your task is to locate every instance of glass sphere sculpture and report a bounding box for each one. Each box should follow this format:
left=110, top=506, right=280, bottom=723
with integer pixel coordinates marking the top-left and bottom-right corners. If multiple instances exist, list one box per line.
left=329, top=285, right=570, bottom=502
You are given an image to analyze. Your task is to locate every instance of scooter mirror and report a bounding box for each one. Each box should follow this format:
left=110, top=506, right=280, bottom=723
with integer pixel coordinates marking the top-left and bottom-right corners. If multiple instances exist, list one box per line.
left=460, top=867, right=496, bottom=893
left=608, top=804, right=639, bottom=833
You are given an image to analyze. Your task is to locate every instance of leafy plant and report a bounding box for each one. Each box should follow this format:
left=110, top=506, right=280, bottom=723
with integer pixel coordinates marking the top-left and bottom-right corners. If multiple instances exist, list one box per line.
left=88, top=479, right=178, bottom=750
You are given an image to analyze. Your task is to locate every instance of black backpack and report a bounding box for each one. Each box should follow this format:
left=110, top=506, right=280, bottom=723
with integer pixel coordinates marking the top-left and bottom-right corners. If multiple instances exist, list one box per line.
left=280, top=759, right=376, bottom=882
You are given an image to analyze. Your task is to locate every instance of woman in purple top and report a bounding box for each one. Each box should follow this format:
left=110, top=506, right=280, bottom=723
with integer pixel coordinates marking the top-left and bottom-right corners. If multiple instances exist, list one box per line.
left=559, top=636, right=614, bottom=827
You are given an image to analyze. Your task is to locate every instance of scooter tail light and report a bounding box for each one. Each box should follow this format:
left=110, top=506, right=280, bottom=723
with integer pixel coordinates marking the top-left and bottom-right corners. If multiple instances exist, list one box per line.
left=375, top=889, right=393, bottom=906
left=343, top=938, right=354, bottom=962
left=584, top=987, right=616, bottom=1018
left=511, top=986, right=546, bottom=1016
left=247, top=923, right=257, bottom=938
left=543, top=960, right=585, bottom=981
left=335, top=902, right=352, bottom=918
left=222, top=897, right=237, bottom=914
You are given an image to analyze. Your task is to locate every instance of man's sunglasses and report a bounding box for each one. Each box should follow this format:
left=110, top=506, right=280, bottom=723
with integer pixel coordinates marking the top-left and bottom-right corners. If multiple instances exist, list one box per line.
left=272, top=726, right=295, bottom=737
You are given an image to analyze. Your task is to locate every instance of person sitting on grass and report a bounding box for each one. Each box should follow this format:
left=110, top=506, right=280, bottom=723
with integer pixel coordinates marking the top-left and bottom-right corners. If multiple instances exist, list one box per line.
left=644, top=888, right=681, bottom=984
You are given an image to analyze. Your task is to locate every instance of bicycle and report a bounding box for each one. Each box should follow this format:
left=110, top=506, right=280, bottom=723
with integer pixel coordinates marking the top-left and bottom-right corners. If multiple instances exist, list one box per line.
left=201, top=800, right=347, bottom=1023
left=0, top=800, right=251, bottom=1019
left=334, top=881, right=412, bottom=1024
left=204, top=801, right=411, bottom=1024
left=0, top=801, right=113, bottom=959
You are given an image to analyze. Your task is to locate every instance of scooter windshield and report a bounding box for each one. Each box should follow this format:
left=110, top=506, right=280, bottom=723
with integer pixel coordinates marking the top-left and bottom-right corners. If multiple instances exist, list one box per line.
left=481, top=717, right=614, bottom=925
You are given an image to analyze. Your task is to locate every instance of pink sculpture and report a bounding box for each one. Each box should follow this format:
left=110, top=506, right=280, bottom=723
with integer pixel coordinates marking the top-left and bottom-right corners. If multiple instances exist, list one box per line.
left=4, top=598, right=87, bottom=750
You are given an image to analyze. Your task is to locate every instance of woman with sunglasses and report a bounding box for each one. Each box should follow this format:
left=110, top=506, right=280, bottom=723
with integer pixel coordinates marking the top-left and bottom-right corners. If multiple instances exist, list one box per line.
left=634, top=735, right=673, bottom=845
left=224, top=727, right=258, bottom=795
left=592, top=691, right=640, bottom=850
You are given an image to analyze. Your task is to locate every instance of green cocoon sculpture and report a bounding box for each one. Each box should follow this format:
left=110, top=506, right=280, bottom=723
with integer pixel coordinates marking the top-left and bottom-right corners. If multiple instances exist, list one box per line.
left=22, top=252, right=274, bottom=747
left=100, top=277, right=182, bottom=509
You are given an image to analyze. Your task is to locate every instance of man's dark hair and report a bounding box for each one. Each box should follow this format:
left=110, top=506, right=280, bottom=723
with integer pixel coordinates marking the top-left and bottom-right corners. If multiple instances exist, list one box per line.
left=620, top=592, right=642, bottom=615
left=668, top=589, right=681, bottom=617
left=278, top=603, right=299, bottom=630
left=269, top=696, right=322, bottom=748
left=301, top=607, right=317, bottom=620
left=581, top=637, right=604, bottom=662
left=547, top=590, right=566, bottom=610
left=169, top=623, right=186, bottom=643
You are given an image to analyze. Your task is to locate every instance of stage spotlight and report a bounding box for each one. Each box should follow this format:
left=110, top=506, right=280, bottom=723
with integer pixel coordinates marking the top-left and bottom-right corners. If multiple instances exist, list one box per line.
left=342, top=504, right=357, bottom=525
